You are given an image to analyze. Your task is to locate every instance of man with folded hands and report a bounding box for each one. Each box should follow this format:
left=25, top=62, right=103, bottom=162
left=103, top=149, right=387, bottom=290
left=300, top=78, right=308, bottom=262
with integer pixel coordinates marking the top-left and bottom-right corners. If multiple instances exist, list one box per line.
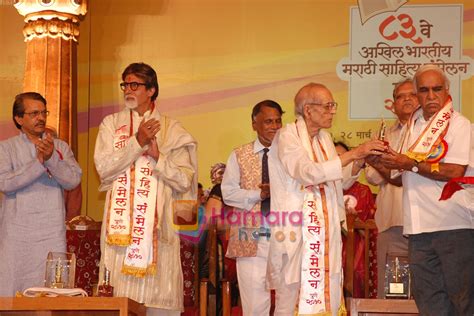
left=0, top=92, right=82, bottom=295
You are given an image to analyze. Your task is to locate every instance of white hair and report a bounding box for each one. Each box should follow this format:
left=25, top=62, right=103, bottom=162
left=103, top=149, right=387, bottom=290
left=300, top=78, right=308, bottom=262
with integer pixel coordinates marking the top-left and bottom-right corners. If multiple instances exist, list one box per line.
left=413, top=64, right=450, bottom=92
left=294, top=83, right=328, bottom=117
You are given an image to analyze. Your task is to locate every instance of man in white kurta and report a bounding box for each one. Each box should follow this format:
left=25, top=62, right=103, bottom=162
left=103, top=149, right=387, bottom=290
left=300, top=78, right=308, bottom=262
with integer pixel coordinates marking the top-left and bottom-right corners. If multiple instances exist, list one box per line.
left=267, top=83, right=385, bottom=315
left=94, top=63, right=197, bottom=315
left=0, top=92, right=82, bottom=296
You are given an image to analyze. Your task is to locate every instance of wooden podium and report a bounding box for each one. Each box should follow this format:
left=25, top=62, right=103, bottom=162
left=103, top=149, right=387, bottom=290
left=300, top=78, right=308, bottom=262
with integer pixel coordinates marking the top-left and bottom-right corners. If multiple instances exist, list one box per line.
left=0, top=297, right=146, bottom=316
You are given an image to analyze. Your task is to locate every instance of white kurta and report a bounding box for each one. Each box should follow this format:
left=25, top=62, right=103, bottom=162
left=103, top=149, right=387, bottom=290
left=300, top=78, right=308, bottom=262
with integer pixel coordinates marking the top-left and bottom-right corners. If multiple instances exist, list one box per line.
left=94, top=108, right=197, bottom=311
left=267, top=120, right=346, bottom=315
left=0, top=133, right=82, bottom=296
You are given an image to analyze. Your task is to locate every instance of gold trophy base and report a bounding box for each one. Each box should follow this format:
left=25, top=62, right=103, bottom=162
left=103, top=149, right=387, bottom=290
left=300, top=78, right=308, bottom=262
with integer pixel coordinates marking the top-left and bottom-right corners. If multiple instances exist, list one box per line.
left=385, top=282, right=408, bottom=299
left=50, top=282, right=64, bottom=289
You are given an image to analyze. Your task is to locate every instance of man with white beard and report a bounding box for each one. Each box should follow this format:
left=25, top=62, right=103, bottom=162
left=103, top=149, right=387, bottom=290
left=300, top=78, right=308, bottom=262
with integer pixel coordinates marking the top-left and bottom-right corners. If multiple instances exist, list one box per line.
left=94, top=62, right=198, bottom=316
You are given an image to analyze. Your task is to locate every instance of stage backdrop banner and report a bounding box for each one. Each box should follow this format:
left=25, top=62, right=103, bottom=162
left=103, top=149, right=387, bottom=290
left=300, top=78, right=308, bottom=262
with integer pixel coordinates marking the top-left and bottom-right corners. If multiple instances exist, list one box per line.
left=337, top=4, right=473, bottom=119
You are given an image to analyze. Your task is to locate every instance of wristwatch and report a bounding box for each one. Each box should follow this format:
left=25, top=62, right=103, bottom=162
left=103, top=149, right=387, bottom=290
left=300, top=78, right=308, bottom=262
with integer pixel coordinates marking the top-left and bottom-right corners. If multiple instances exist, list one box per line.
left=411, top=160, right=419, bottom=173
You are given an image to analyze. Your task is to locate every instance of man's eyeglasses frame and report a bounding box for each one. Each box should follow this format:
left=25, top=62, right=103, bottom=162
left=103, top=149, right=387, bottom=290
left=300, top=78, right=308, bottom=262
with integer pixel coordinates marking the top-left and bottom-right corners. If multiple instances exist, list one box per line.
left=120, top=82, right=147, bottom=91
left=22, top=110, right=50, bottom=118
left=306, top=102, right=338, bottom=112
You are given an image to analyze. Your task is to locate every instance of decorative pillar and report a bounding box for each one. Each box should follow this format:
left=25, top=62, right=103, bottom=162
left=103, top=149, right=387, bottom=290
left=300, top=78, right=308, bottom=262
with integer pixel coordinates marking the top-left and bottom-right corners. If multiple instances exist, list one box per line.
left=14, top=0, right=87, bottom=151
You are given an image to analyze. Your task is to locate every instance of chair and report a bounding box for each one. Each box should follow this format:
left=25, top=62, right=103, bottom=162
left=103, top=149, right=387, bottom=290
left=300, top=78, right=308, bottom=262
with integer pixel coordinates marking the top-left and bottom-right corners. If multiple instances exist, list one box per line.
left=222, top=280, right=243, bottom=316
left=67, top=216, right=208, bottom=314
left=222, top=279, right=232, bottom=316
left=66, top=215, right=101, bottom=296
left=179, top=230, right=210, bottom=315
left=200, top=218, right=241, bottom=316
left=344, top=212, right=377, bottom=298
left=200, top=279, right=209, bottom=316
left=345, top=214, right=419, bottom=315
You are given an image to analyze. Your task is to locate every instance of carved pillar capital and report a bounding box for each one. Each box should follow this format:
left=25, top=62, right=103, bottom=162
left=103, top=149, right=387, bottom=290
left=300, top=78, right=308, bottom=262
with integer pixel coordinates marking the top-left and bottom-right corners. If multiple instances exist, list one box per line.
left=14, top=0, right=88, bottom=151
left=14, top=0, right=87, bottom=42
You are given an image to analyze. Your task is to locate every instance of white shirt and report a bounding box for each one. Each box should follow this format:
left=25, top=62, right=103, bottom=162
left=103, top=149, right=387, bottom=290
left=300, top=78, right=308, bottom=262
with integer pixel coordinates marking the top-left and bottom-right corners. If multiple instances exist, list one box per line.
left=402, top=111, right=473, bottom=235
left=365, top=121, right=405, bottom=232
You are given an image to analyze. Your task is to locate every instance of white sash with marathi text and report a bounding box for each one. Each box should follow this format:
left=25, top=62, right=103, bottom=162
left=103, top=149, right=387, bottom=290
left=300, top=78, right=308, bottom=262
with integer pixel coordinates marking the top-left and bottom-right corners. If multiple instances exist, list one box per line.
left=404, top=97, right=453, bottom=162
left=296, top=118, right=331, bottom=315
left=107, top=114, right=158, bottom=277
left=299, top=191, right=328, bottom=314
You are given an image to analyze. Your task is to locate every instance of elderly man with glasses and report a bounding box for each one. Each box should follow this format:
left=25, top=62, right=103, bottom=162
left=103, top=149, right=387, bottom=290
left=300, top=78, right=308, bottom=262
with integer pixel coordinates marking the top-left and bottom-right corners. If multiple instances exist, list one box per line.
left=0, top=92, right=82, bottom=296
left=267, top=83, right=385, bottom=315
left=94, top=62, right=197, bottom=316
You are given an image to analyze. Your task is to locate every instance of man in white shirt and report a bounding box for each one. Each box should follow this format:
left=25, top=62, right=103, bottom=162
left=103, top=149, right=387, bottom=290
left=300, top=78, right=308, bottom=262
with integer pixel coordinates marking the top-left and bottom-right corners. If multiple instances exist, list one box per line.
left=222, top=100, right=291, bottom=315
left=381, top=65, right=473, bottom=315
left=365, top=79, right=418, bottom=298
left=267, top=83, right=385, bottom=315
left=94, top=62, right=197, bottom=316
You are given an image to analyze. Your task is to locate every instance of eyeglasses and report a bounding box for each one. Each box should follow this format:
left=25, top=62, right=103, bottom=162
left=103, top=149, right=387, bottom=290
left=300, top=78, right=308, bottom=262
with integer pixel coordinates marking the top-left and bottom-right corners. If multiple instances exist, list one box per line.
left=395, top=92, right=417, bottom=100
left=22, top=110, right=50, bottom=118
left=306, top=102, right=338, bottom=112
left=120, top=81, right=147, bottom=91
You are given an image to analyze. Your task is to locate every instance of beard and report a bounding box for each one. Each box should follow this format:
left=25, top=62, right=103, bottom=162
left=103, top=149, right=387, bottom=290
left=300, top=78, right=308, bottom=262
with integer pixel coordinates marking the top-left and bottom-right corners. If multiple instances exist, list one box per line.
left=124, top=96, right=138, bottom=109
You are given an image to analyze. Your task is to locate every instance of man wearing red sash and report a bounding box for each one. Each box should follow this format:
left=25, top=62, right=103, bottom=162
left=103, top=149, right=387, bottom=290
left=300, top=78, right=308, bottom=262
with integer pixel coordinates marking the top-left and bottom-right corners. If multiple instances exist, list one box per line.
left=94, top=63, right=197, bottom=316
left=380, top=64, right=473, bottom=315
left=267, top=83, right=385, bottom=315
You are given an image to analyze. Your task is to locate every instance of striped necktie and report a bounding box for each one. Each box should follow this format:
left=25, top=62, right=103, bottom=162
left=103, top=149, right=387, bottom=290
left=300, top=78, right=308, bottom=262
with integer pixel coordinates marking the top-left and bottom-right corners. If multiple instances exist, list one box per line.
left=261, top=147, right=270, bottom=217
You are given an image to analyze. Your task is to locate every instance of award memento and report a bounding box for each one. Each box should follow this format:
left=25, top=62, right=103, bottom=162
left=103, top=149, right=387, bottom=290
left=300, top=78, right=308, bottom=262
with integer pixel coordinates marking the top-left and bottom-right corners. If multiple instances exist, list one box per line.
left=378, top=118, right=389, bottom=147
left=44, top=252, right=76, bottom=289
left=97, top=267, right=114, bottom=297
left=384, top=254, right=410, bottom=299
left=52, top=258, right=64, bottom=288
